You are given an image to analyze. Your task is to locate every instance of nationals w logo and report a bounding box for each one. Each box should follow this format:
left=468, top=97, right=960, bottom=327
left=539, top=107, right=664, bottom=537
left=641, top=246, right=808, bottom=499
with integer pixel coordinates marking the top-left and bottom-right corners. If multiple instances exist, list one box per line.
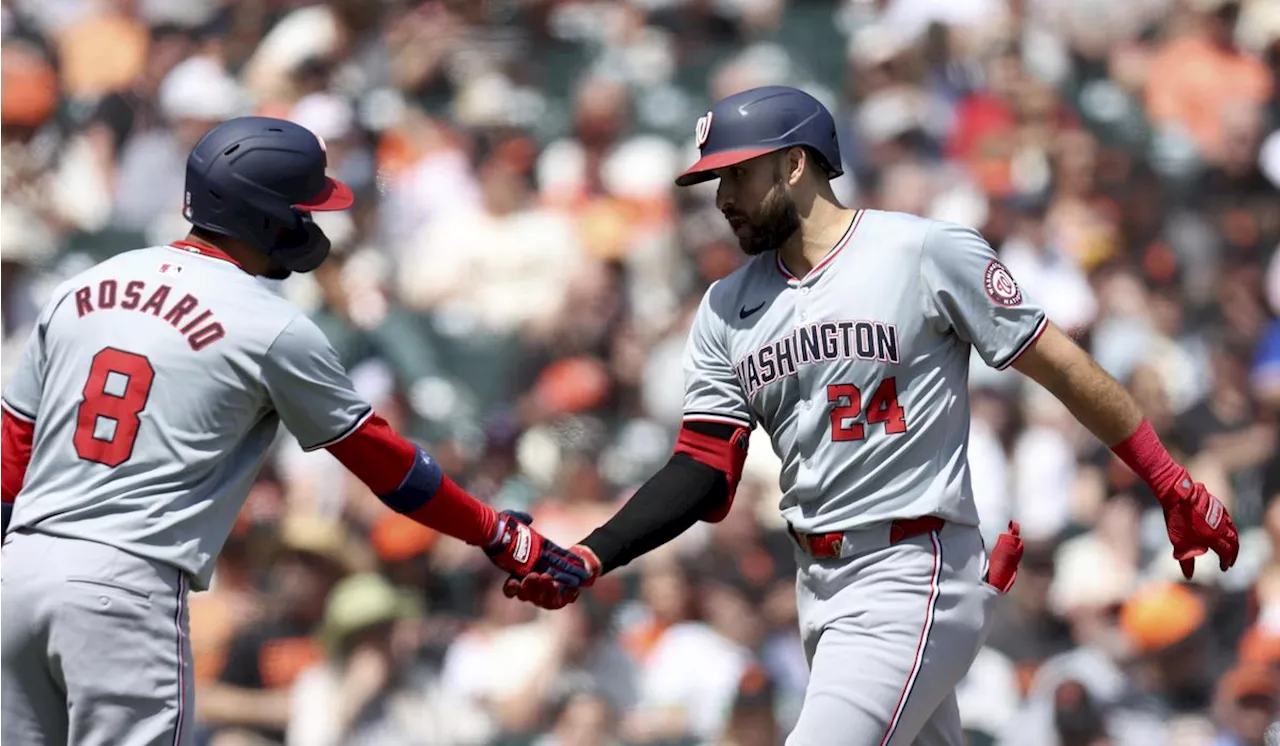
left=695, top=111, right=714, bottom=148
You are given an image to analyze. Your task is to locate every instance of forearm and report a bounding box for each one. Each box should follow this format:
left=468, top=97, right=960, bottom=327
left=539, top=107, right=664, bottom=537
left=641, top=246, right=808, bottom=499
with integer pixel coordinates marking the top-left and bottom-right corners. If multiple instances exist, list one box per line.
left=1012, top=322, right=1144, bottom=446
left=580, top=453, right=726, bottom=574
left=1014, top=322, right=1183, bottom=496
left=326, top=413, right=497, bottom=546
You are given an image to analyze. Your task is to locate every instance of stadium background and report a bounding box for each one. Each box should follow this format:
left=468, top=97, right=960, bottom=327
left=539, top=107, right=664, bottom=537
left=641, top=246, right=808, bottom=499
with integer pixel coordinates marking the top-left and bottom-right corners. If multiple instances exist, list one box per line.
left=2, top=0, right=1279, bottom=744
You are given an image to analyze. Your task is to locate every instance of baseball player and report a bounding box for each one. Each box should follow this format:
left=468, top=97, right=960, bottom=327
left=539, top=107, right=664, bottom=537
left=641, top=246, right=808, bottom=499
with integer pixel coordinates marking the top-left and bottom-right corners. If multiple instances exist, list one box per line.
left=0, top=117, right=589, bottom=746
left=502, top=86, right=1241, bottom=745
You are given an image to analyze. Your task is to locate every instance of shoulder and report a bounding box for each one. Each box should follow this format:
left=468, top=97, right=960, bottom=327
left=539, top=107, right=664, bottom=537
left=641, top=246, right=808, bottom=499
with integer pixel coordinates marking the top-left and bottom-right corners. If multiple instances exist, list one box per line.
left=910, top=217, right=1000, bottom=275
left=264, top=311, right=332, bottom=358
left=842, top=210, right=960, bottom=270
left=37, top=247, right=162, bottom=314
left=855, top=209, right=939, bottom=243
left=60, top=245, right=162, bottom=283
left=851, top=210, right=985, bottom=252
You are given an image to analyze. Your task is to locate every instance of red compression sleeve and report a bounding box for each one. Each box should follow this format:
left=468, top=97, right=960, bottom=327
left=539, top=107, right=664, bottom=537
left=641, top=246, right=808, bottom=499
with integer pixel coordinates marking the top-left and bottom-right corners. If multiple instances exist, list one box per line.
left=326, top=413, right=416, bottom=492
left=326, top=413, right=497, bottom=546
left=2, top=409, right=35, bottom=504
left=1109, top=419, right=1184, bottom=501
left=406, top=475, right=497, bottom=547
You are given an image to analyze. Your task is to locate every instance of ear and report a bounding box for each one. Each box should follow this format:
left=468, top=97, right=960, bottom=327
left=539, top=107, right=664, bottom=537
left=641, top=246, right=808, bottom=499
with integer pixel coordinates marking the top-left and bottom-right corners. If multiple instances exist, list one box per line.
left=784, top=147, right=807, bottom=186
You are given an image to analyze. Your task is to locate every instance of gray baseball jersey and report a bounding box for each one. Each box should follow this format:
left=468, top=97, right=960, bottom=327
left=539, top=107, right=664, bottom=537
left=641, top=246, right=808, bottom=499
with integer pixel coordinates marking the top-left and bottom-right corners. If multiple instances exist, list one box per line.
left=1, top=243, right=371, bottom=589
left=683, top=209, right=1046, bottom=533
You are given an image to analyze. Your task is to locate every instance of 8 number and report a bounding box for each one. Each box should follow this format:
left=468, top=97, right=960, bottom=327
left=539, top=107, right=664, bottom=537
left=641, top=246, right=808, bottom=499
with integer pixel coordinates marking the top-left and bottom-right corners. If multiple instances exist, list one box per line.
left=74, top=348, right=154, bottom=466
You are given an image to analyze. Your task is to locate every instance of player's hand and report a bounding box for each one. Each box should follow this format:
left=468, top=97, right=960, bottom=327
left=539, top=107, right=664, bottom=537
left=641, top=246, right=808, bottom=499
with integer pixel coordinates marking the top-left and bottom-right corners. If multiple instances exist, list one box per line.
left=1156, top=469, right=1239, bottom=579
left=484, top=511, right=593, bottom=599
left=502, top=544, right=600, bottom=610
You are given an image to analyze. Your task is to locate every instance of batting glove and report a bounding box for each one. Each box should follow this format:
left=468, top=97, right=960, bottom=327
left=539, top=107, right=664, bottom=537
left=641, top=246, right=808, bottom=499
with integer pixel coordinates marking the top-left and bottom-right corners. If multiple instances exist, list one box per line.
left=503, top=544, right=600, bottom=610
left=1156, top=469, right=1239, bottom=579
left=983, top=521, right=1023, bottom=593
left=485, top=511, right=593, bottom=591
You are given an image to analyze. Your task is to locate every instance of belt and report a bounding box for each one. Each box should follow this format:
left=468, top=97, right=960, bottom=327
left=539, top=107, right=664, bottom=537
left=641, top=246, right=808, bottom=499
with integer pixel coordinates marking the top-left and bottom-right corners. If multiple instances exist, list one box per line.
left=789, top=516, right=945, bottom=559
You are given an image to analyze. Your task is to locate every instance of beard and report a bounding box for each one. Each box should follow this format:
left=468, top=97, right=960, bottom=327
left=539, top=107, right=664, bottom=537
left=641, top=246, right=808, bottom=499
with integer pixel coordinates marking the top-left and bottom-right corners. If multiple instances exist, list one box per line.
left=726, top=180, right=801, bottom=256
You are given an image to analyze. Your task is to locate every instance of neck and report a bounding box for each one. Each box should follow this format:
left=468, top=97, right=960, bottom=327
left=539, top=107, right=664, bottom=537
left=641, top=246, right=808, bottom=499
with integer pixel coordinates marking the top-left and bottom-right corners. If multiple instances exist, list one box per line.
left=777, top=196, right=856, bottom=278
left=183, top=230, right=271, bottom=277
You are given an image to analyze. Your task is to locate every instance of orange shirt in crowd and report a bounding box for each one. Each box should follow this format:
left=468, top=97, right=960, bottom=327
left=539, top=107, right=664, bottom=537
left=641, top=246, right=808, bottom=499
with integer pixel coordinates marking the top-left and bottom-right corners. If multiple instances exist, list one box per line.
left=1146, top=36, right=1273, bottom=162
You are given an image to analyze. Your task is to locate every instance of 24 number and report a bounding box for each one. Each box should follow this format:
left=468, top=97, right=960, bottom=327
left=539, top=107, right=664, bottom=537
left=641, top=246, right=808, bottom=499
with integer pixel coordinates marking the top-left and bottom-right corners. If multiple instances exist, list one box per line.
left=828, top=378, right=906, bottom=442
left=74, top=348, right=154, bottom=466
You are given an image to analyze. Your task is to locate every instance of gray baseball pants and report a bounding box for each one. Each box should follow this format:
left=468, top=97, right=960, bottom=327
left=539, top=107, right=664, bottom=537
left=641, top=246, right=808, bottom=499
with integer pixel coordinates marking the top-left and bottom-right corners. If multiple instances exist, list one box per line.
left=2, top=529, right=193, bottom=746
left=786, top=520, right=1002, bottom=746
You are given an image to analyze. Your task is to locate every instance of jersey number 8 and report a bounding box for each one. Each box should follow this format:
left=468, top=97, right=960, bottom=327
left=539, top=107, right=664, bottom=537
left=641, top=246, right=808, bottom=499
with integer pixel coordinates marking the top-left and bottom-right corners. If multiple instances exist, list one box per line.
left=74, top=347, right=155, bottom=467
left=827, top=378, right=907, bottom=441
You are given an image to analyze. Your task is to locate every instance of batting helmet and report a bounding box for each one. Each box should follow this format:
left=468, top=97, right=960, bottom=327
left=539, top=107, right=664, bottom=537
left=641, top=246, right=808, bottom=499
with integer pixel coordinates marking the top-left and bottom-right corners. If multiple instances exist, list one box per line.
left=184, top=117, right=354, bottom=273
left=675, top=86, right=843, bottom=187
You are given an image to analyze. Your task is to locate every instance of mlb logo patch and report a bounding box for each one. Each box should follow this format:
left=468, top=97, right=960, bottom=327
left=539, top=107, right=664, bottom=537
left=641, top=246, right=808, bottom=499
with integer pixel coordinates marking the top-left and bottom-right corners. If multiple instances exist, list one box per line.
left=159, top=263, right=183, bottom=275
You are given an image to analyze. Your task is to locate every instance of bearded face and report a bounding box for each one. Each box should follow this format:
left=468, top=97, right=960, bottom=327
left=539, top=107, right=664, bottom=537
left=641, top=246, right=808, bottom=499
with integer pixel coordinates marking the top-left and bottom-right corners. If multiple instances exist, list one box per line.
left=715, top=152, right=802, bottom=256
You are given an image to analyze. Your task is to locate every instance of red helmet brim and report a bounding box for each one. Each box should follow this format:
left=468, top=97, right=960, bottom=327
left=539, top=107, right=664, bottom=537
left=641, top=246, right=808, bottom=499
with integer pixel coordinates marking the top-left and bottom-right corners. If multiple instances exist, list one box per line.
left=674, top=147, right=780, bottom=186
left=294, top=176, right=354, bottom=211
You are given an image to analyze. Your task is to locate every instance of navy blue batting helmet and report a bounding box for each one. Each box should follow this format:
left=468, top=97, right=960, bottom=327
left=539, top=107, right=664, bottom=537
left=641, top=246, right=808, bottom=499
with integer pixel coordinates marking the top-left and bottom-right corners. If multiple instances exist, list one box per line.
left=184, top=117, right=354, bottom=273
left=675, top=86, right=843, bottom=187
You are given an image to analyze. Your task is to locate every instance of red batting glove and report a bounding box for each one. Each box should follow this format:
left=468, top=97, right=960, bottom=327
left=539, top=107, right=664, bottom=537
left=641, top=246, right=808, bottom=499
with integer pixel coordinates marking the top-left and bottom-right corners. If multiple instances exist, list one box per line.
left=985, top=521, right=1024, bottom=593
left=485, top=511, right=593, bottom=587
left=1157, top=469, right=1239, bottom=579
left=503, top=544, right=600, bottom=610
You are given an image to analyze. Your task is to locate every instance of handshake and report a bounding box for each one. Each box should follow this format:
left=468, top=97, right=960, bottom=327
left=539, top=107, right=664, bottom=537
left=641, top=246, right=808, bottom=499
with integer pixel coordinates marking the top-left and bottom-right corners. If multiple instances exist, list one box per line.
left=483, top=510, right=600, bottom=609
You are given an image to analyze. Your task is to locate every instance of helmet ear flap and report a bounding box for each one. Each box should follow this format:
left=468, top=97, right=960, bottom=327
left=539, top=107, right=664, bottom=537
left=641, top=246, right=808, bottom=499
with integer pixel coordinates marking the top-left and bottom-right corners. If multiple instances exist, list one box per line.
left=268, top=210, right=330, bottom=273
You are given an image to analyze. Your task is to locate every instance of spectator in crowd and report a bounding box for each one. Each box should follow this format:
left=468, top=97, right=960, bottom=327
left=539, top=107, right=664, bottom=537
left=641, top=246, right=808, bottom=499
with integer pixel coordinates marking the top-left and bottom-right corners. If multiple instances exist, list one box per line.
left=533, top=688, right=620, bottom=746
left=1210, top=663, right=1280, bottom=746
left=286, top=572, right=464, bottom=746
left=717, top=664, right=783, bottom=746
left=622, top=569, right=759, bottom=745
left=199, top=514, right=362, bottom=745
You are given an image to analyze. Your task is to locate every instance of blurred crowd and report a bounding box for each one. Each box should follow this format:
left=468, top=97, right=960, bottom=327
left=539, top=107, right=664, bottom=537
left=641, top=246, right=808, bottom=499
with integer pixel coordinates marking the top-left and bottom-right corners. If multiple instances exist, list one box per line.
left=2, top=0, right=1280, bottom=744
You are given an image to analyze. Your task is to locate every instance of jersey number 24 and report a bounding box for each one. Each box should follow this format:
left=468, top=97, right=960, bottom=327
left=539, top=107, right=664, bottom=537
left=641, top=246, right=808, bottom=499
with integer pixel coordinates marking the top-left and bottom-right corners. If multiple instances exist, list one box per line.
left=827, top=378, right=906, bottom=441
left=74, top=347, right=154, bottom=467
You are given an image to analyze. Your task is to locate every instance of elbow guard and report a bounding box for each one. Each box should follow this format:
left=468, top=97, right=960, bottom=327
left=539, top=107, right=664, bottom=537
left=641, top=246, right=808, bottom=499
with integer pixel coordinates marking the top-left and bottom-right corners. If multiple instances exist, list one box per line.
left=673, top=422, right=750, bottom=522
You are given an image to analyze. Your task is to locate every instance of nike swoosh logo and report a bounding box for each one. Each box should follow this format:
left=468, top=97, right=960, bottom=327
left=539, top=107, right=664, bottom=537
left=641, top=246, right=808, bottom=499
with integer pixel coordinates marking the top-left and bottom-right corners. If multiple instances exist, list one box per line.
left=739, top=301, right=765, bottom=319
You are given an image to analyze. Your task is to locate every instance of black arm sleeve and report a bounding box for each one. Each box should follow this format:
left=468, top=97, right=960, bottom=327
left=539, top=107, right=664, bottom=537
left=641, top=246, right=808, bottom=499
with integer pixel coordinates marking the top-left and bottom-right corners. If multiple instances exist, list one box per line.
left=580, top=424, right=732, bottom=573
